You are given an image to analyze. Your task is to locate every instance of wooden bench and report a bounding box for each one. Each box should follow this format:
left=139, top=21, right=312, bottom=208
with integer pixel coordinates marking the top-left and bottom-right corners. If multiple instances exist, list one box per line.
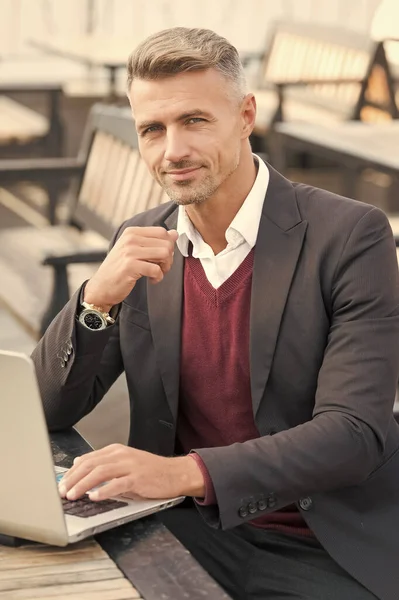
left=248, top=22, right=396, bottom=149
left=0, top=103, right=168, bottom=339
left=0, top=83, right=64, bottom=158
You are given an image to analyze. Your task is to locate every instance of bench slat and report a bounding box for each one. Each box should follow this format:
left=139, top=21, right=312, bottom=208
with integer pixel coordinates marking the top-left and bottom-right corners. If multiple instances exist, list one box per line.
left=0, top=97, right=48, bottom=145
left=251, top=22, right=388, bottom=136
left=101, top=144, right=131, bottom=223
left=96, top=140, right=129, bottom=221
left=112, top=150, right=141, bottom=227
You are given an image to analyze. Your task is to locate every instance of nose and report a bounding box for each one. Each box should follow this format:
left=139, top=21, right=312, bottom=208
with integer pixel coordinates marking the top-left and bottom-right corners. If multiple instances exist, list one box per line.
left=164, top=130, right=190, bottom=164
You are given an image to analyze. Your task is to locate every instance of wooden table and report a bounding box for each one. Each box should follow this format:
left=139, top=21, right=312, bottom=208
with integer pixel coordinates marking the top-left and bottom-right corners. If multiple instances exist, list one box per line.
left=0, top=538, right=142, bottom=599
left=0, top=430, right=230, bottom=600
left=270, top=121, right=399, bottom=198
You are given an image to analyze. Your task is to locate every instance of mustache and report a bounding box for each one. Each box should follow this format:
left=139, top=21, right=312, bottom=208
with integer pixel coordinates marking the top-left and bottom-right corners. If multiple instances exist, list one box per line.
left=162, top=161, right=204, bottom=173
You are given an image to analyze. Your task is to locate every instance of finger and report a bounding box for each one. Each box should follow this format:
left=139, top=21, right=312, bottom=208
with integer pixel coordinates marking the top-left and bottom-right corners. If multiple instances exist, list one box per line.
left=123, top=233, right=176, bottom=250
left=143, top=256, right=174, bottom=276
left=58, top=462, right=92, bottom=497
left=63, top=464, right=121, bottom=500
left=126, top=246, right=173, bottom=263
left=167, top=229, right=179, bottom=243
left=88, top=476, right=134, bottom=501
left=124, top=226, right=172, bottom=241
left=59, top=447, right=123, bottom=495
left=134, top=261, right=164, bottom=283
left=59, top=460, right=102, bottom=496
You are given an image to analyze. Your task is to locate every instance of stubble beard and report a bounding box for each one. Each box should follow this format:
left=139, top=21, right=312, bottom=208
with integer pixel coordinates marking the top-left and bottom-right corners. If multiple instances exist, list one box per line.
left=159, top=153, right=240, bottom=207
left=163, top=174, right=218, bottom=206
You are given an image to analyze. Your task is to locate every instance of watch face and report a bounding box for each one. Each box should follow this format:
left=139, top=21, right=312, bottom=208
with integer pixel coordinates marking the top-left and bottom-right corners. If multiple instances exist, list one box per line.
left=81, top=310, right=106, bottom=330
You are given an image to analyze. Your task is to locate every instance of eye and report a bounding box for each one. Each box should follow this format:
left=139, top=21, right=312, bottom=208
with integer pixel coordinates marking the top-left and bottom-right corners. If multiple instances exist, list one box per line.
left=141, top=125, right=162, bottom=136
left=186, top=117, right=205, bottom=125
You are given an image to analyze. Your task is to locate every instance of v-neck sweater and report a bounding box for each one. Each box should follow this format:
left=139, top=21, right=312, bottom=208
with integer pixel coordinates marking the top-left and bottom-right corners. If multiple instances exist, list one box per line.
left=177, top=251, right=312, bottom=536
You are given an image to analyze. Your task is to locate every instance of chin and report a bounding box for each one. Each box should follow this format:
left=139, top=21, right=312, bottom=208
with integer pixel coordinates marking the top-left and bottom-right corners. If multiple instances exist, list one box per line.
left=162, top=186, right=204, bottom=206
left=169, top=195, right=205, bottom=207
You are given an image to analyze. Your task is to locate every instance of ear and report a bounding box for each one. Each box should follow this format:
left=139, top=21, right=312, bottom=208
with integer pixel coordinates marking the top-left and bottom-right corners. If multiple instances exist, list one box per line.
left=240, top=94, right=256, bottom=139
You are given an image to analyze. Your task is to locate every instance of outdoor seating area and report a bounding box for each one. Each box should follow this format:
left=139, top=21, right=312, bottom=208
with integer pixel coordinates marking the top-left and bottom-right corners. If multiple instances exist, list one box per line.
left=0, top=104, right=168, bottom=337
left=0, top=1, right=399, bottom=599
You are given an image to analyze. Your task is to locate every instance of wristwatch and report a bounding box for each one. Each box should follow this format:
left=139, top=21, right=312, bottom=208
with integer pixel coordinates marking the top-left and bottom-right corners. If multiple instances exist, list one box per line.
left=78, top=302, right=115, bottom=331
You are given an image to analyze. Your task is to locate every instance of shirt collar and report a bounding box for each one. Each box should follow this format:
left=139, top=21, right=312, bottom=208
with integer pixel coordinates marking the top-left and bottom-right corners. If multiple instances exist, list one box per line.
left=176, top=154, right=269, bottom=257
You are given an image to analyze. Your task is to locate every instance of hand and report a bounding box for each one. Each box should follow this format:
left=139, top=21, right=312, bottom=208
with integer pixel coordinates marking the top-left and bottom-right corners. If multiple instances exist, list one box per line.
left=84, top=227, right=179, bottom=312
left=58, top=444, right=205, bottom=502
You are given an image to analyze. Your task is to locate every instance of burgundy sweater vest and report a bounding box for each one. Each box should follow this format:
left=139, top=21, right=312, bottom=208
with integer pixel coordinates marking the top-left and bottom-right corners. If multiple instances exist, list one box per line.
left=177, top=249, right=312, bottom=535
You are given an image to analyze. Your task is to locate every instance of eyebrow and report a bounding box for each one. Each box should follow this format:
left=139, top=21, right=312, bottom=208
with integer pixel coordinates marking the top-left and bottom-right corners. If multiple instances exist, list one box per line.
left=137, top=109, right=214, bottom=133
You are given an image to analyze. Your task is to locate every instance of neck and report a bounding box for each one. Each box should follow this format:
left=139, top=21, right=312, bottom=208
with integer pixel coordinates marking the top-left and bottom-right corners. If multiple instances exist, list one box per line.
left=184, top=148, right=257, bottom=255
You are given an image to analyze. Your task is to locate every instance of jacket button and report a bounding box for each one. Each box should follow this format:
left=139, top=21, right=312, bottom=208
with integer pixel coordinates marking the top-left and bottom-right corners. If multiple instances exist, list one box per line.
left=238, top=506, right=248, bottom=518
left=257, top=499, right=268, bottom=511
left=267, top=493, right=277, bottom=509
left=299, top=497, right=313, bottom=511
left=248, top=502, right=257, bottom=514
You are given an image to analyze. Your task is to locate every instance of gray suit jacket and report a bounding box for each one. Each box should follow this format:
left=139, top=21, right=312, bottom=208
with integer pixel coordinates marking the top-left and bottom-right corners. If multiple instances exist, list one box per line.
left=33, top=164, right=399, bottom=599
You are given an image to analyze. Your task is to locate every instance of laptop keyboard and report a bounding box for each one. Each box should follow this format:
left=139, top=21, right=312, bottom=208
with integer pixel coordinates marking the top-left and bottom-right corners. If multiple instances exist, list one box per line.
left=61, top=495, right=128, bottom=518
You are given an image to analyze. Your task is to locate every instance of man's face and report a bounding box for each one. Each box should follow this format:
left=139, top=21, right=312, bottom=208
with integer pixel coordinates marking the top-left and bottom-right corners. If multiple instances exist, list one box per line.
left=129, top=69, right=248, bottom=206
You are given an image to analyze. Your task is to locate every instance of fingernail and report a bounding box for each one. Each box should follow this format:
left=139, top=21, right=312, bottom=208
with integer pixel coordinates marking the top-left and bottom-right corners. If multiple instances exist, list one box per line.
left=67, top=488, right=77, bottom=500
left=58, top=484, right=66, bottom=497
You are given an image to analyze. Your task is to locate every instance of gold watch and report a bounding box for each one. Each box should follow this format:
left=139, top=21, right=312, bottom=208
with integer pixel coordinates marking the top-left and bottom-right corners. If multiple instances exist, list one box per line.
left=78, top=302, right=115, bottom=331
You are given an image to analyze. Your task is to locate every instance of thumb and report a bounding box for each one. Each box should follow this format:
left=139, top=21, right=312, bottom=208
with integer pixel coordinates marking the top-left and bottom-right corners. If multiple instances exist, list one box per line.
left=167, top=229, right=179, bottom=243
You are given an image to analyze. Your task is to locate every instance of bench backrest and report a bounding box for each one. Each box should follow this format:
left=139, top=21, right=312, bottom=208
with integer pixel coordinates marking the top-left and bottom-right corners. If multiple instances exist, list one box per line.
left=70, top=104, right=168, bottom=239
left=257, top=21, right=384, bottom=118
left=355, top=40, right=399, bottom=122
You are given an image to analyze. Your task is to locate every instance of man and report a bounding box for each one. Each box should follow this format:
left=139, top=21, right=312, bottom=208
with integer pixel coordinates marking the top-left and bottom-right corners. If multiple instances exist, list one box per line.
left=32, top=27, right=399, bottom=600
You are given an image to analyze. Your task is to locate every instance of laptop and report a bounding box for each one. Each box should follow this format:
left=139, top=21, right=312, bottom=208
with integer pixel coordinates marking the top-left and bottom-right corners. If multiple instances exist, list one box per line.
left=0, top=350, right=184, bottom=546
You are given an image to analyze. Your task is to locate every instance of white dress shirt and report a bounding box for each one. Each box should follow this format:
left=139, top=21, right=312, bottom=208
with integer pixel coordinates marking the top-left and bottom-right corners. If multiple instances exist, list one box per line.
left=176, top=155, right=269, bottom=288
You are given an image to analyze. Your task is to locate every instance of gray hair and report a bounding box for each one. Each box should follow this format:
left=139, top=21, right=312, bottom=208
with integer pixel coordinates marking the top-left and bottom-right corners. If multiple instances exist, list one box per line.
left=127, top=27, right=246, bottom=103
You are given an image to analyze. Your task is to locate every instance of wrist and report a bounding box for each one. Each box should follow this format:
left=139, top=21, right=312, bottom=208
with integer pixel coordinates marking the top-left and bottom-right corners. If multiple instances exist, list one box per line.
left=83, top=284, right=113, bottom=313
left=172, top=456, right=205, bottom=498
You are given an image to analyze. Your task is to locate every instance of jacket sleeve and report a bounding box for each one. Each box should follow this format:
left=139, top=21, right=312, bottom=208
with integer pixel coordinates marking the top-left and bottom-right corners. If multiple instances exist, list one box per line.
left=194, top=207, right=399, bottom=529
left=31, top=227, right=124, bottom=431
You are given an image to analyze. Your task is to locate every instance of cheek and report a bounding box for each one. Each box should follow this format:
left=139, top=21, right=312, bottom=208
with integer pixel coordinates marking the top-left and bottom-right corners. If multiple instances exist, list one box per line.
left=139, top=144, right=160, bottom=174
left=215, top=129, right=240, bottom=160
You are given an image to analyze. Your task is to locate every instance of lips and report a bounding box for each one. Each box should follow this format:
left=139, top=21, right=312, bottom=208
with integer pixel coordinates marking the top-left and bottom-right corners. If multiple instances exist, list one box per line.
left=166, top=167, right=201, bottom=181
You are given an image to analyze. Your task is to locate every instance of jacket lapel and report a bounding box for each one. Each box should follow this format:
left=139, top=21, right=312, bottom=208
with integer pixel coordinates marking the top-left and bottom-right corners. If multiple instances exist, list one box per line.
left=147, top=209, right=182, bottom=425
left=146, top=164, right=307, bottom=422
left=250, top=165, right=307, bottom=416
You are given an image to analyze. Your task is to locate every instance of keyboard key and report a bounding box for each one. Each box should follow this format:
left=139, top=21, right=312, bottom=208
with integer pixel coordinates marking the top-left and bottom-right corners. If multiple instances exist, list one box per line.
left=61, top=495, right=128, bottom=518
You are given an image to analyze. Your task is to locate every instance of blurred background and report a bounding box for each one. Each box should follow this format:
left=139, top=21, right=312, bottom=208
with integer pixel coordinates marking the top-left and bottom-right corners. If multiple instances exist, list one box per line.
left=0, top=0, right=398, bottom=444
